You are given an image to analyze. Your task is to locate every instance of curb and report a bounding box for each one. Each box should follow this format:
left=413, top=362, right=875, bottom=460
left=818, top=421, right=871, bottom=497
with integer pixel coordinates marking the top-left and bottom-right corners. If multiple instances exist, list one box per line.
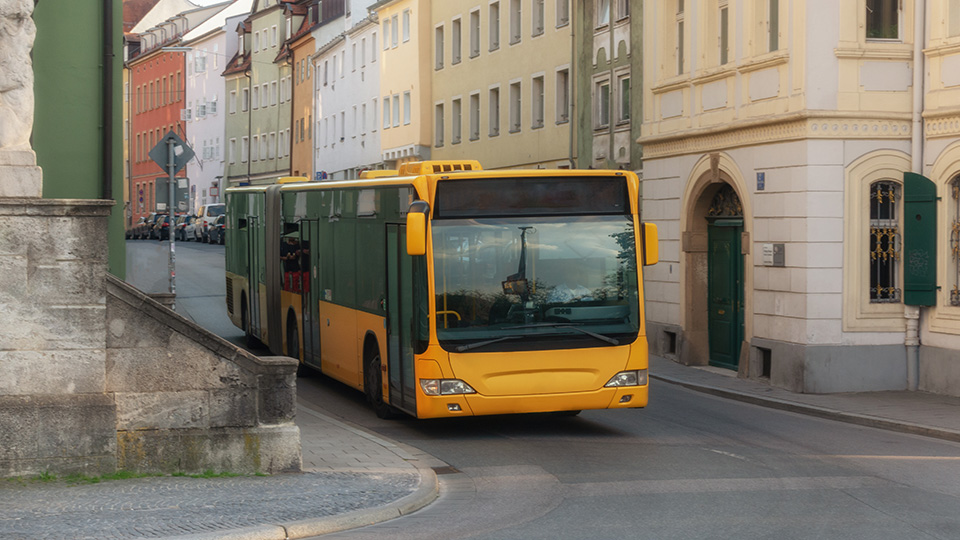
left=283, top=460, right=438, bottom=538
left=652, top=373, right=960, bottom=444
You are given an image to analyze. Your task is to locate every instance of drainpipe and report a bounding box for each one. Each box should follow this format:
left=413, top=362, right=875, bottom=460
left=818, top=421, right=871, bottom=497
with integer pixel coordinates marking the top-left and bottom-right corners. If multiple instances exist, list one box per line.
left=906, top=0, right=926, bottom=391
left=568, top=6, right=576, bottom=168
left=102, top=0, right=114, bottom=200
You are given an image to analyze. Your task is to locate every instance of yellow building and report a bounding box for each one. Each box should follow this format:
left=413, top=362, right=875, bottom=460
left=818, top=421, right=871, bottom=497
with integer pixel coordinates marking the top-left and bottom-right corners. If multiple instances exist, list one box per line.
left=639, top=1, right=960, bottom=398
left=431, top=0, right=573, bottom=169
left=289, top=7, right=315, bottom=179
left=372, top=0, right=433, bottom=169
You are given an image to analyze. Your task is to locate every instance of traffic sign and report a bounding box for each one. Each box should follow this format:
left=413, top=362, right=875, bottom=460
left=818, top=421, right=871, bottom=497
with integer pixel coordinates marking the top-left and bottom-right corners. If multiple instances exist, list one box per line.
left=148, top=131, right=195, bottom=175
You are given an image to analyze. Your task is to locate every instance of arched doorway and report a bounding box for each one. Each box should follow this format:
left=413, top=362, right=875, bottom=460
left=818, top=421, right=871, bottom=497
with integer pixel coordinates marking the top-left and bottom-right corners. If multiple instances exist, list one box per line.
left=705, top=184, right=744, bottom=370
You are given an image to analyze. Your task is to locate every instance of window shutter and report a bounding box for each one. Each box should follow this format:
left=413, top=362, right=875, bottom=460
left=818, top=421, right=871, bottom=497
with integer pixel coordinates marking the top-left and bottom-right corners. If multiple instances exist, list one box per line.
left=903, top=172, right=938, bottom=306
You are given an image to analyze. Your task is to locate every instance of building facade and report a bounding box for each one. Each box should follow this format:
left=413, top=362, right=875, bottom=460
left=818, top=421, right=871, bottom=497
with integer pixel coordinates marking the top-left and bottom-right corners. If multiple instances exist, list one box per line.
left=372, top=0, right=432, bottom=169
left=430, top=0, right=573, bottom=169
left=288, top=1, right=318, bottom=179
left=183, top=2, right=251, bottom=213
left=639, top=0, right=960, bottom=398
left=576, top=0, right=641, bottom=172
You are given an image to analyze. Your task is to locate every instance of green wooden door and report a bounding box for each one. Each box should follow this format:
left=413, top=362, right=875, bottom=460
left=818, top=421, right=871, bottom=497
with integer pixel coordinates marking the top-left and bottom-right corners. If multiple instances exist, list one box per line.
left=708, top=220, right=744, bottom=370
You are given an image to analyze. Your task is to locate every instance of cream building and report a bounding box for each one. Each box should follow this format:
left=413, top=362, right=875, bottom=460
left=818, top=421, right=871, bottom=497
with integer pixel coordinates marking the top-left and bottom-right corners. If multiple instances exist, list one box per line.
left=371, top=0, right=433, bottom=168
left=431, top=0, right=573, bottom=169
left=640, top=0, right=960, bottom=397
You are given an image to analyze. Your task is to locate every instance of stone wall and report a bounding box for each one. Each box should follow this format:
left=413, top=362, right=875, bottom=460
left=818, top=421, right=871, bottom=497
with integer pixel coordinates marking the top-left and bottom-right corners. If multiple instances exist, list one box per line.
left=106, top=276, right=301, bottom=474
left=0, top=199, right=117, bottom=476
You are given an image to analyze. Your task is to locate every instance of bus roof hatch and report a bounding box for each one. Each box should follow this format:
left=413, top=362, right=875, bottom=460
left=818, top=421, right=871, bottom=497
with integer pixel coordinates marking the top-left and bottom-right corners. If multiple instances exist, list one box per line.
left=398, top=160, right=483, bottom=176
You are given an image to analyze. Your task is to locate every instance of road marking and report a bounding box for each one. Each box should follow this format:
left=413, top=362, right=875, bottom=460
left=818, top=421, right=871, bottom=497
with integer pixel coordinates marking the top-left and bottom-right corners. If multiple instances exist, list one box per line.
left=815, top=455, right=960, bottom=461
left=707, top=448, right=747, bottom=461
left=563, top=476, right=891, bottom=497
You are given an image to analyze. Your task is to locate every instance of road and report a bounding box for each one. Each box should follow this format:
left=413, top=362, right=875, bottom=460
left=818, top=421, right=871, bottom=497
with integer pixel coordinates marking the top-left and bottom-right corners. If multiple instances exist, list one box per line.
left=126, top=240, right=960, bottom=540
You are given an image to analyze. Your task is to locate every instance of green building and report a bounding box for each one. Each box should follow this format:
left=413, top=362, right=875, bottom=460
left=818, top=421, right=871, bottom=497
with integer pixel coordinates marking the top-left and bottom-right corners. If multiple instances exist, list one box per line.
left=32, top=1, right=125, bottom=278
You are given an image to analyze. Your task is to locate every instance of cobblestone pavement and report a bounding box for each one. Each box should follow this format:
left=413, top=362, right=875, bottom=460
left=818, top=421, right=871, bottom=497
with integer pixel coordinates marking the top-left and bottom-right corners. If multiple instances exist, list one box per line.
left=0, top=470, right=418, bottom=540
left=0, top=403, right=434, bottom=540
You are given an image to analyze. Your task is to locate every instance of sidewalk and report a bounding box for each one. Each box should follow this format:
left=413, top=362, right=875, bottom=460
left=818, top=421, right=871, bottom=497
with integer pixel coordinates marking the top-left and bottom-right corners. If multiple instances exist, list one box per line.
left=650, top=354, right=960, bottom=444
left=4, top=359, right=960, bottom=540
left=0, top=402, right=439, bottom=540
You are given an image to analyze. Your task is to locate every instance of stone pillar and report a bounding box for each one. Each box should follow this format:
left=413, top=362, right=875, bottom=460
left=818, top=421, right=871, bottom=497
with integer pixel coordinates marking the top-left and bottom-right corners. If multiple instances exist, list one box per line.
left=0, top=1, right=116, bottom=477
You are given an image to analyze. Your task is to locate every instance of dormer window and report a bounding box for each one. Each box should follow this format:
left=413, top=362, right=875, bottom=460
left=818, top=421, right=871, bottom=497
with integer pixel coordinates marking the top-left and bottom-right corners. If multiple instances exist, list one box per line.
left=286, top=17, right=292, bottom=39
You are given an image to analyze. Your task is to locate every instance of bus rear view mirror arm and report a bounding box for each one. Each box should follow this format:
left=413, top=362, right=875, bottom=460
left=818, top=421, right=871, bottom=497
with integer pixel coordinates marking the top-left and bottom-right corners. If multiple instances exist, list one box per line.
left=642, top=223, right=659, bottom=266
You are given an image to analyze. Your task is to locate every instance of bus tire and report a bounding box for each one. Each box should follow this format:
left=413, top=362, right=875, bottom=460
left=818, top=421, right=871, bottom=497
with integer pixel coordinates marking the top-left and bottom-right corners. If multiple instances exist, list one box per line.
left=286, top=311, right=305, bottom=376
left=364, top=345, right=397, bottom=419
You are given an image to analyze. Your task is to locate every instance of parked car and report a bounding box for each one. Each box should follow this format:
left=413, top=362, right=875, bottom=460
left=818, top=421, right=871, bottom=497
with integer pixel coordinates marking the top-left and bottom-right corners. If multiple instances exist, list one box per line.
left=207, top=214, right=226, bottom=245
left=135, top=213, right=159, bottom=239
left=126, top=217, right=145, bottom=239
left=153, top=214, right=173, bottom=240
left=196, top=203, right=225, bottom=242
left=175, top=215, right=197, bottom=241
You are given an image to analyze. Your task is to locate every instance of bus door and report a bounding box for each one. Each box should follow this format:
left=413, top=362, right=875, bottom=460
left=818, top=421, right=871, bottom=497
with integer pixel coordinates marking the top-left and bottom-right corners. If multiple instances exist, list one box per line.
left=386, top=223, right=417, bottom=413
left=247, top=215, right=262, bottom=339
left=300, top=219, right=322, bottom=368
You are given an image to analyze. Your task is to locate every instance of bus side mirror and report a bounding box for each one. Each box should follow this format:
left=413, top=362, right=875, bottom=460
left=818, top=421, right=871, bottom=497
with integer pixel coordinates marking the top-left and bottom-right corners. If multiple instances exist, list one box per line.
left=642, top=223, right=659, bottom=266
left=406, top=200, right=430, bottom=256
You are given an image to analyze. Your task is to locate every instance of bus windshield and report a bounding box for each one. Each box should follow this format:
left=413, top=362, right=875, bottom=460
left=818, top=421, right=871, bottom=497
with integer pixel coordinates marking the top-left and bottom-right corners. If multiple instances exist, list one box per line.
left=431, top=215, right=640, bottom=351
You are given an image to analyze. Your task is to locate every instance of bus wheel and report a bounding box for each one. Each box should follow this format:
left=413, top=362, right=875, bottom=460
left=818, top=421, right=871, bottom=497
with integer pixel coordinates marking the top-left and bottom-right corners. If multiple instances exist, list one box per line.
left=364, top=349, right=396, bottom=419
left=286, top=312, right=305, bottom=376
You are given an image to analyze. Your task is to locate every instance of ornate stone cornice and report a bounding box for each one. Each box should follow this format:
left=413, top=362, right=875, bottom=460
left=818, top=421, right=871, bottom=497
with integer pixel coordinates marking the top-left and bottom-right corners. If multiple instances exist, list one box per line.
left=639, top=112, right=912, bottom=160
left=923, top=108, right=960, bottom=139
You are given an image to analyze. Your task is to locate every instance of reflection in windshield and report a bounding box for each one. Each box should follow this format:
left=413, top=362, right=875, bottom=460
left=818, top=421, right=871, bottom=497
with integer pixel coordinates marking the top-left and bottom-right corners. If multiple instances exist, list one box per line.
left=432, top=215, right=639, bottom=350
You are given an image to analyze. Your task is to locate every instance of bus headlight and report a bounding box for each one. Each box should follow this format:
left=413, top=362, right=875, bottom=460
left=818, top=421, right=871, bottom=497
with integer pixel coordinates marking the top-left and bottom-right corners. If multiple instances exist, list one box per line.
left=604, top=370, right=648, bottom=387
left=420, top=379, right=477, bottom=396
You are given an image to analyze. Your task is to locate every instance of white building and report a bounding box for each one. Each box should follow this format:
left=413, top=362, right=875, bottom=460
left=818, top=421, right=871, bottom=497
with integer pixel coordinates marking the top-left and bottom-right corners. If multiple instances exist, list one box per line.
left=640, top=1, right=960, bottom=398
left=312, top=15, right=383, bottom=179
left=182, top=0, right=251, bottom=213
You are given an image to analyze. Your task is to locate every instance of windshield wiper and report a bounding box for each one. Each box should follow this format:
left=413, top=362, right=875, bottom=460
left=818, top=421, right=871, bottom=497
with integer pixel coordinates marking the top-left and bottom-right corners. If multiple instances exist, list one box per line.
left=505, top=323, right=620, bottom=346
left=455, top=335, right=525, bottom=352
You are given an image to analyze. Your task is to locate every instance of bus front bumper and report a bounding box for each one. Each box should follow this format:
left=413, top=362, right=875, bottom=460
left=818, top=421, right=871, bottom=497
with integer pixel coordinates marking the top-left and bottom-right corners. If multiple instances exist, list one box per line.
left=415, top=385, right=648, bottom=418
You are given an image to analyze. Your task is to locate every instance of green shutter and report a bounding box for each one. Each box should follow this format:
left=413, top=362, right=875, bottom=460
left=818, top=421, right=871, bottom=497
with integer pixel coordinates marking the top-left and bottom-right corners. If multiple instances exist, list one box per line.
left=903, top=172, right=937, bottom=306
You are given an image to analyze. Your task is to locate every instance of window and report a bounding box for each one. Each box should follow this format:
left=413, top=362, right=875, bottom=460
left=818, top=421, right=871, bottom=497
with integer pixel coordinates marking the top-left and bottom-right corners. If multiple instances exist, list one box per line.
left=597, top=0, right=610, bottom=27
left=241, top=87, right=249, bottom=112
left=951, top=176, right=960, bottom=305
left=260, top=136, right=268, bottom=160
left=470, top=92, right=480, bottom=140
left=393, top=94, right=400, bottom=127
left=392, top=14, right=399, bottom=47
left=372, top=98, right=378, bottom=130
left=489, top=86, right=500, bottom=136
left=372, top=31, right=379, bottom=61
left=251, top=135, right=259, bottom=161
left=951, top=2, right=960, bottom=37
left=403, top=91, right=411, bottom=125
left=596, top=80, right=610, bottom=128
left=676, top=1, right=685, bottom=74
left=352, top=43, right=357, bottom=71
left=618, top=75, right=630, bottom=122
left=229, top=90, right=237, bottom=114
left=271, top=81, right=278, bottom=105
left=383, top=19, right=391, bottom=49
left=436, top=25, right=445, bottom=69
left=269, top=132, right=276, bottom=159
left=490, top=1, right=501, bottom=50
left=452, top=98, right=462, bottom=144
left=616, top=0, right=629, bottom=20
left=383, top=97, right=391, bottom=129
left=531, top=75, right=544, bottom=128
left=254, top=31, right=259, bottom=51
left=286, top=17, right=292, bottom=40
left=362, top=103, right=367, bottom=134
left=252, top=86, right=259, bottom=109
left=556, top=68, right=569, bottom=123
left=719, top=1, right=730, bottom=65
left=509, top=81, right=521, bottom=132
left=261, top=83, right=269, bottom=107
left=556, top=0, right=569, bottom=26
left=532, top=0, right=544, bottom=36
left=361, top=38, right=367, bottom=66
left=768, top=0, right=779, bottom=51
left=470, top=10, right=481, bottom=57
left=869, top=181, right=901, bottom=303
left=866, top=0, right=900, bottom=40
left=510, top=0, right=522, bottom=44
left=435, top=103, right=445, bottom=146
left=403, top=9, right=411, bottom=41
left=229, top=138, right=237, bottom=164
left=452, top=18, right=462, bottom=64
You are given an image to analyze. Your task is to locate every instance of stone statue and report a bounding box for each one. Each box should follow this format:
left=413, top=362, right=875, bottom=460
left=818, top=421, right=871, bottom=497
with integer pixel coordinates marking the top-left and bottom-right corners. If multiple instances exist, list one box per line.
left=0, top=0, right=35, bottom=151
left=0, top=0, right=41, bottom=198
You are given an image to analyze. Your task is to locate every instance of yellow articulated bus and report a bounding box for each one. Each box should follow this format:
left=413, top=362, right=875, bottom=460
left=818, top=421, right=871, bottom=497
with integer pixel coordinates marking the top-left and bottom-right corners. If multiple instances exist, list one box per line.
left=224, top=160, right=658, bottom=418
